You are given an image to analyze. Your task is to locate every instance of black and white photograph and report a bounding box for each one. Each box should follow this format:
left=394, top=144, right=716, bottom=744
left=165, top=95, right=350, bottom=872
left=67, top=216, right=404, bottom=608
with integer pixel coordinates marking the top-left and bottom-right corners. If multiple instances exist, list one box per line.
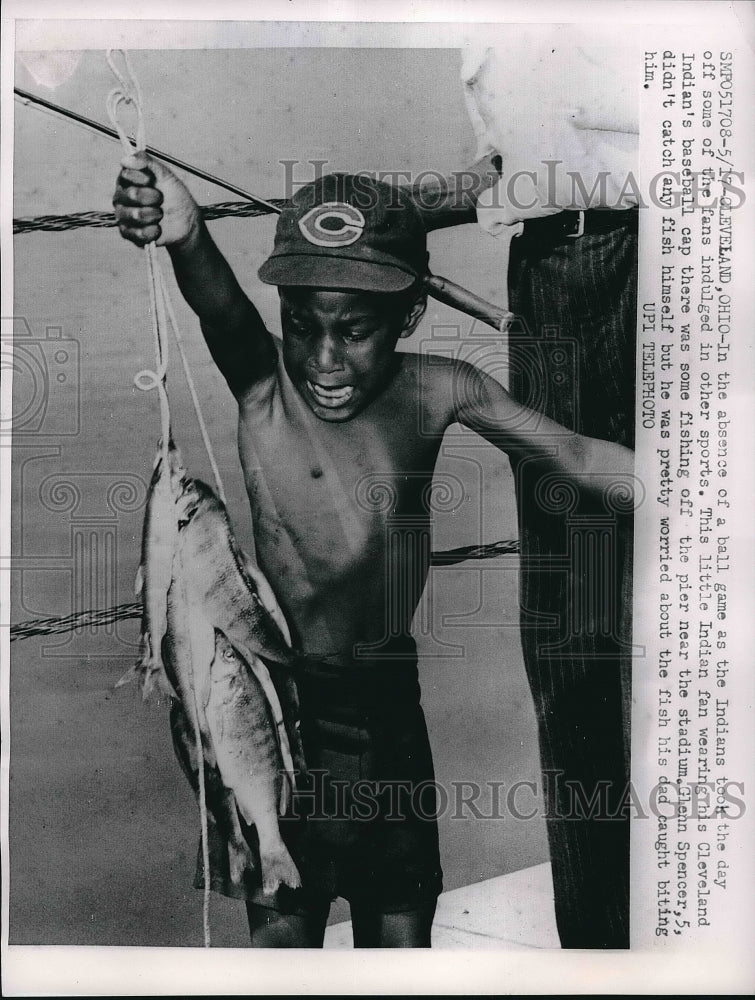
left=2, top=3, right=754, bottom=994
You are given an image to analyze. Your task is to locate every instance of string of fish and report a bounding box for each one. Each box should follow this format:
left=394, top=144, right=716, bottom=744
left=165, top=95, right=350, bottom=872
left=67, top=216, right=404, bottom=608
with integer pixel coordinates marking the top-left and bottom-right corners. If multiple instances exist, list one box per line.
left=105, top=48, right=216, bottom=947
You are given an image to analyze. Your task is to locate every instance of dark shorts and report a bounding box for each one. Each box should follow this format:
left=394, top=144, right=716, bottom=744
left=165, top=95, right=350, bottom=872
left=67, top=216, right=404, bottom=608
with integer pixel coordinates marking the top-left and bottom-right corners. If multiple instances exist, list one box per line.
left=179, top=637, right=443, bottom=915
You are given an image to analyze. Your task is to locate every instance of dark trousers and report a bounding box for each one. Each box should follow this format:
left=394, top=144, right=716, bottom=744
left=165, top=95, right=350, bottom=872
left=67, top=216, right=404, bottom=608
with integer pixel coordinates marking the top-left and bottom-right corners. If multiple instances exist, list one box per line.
left=507, top=216, right=637, bottom=948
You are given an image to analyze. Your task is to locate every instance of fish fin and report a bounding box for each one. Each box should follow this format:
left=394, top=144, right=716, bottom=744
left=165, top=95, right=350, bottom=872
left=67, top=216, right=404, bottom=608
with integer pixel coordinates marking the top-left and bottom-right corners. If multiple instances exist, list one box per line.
left=235, top=645, right=284, bottom=727
left=259, top=843, right=301, bottom=893
left=115, top=663, right=139, bottom=690
left=134, top=564, right=144, bottom=597
left=278, top=756, right=293, bottom=816
left=115, top=641, right=175, bottom=700
left=273, top=718, right=296, bottom=810
left=238, top=550, right=292, bottom=648
left=278, top=769, right=292, bottom=817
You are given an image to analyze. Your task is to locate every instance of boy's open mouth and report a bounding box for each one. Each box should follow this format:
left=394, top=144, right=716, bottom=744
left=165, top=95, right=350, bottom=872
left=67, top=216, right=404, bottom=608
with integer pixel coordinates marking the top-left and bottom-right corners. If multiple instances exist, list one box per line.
left=306, top=381, right=355, bottom=408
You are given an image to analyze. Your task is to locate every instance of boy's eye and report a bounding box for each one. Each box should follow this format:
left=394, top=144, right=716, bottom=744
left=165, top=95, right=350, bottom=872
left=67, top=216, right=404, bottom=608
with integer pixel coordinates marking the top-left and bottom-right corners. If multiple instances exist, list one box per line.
left=288, top=317, right=311, bottom=337
left=344, top=328, right=376, bottom=343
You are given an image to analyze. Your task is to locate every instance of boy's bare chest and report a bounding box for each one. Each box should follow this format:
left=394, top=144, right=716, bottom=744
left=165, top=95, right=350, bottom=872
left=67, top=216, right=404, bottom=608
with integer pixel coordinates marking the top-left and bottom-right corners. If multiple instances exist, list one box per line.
left=236, top=379, right=447, bottom=581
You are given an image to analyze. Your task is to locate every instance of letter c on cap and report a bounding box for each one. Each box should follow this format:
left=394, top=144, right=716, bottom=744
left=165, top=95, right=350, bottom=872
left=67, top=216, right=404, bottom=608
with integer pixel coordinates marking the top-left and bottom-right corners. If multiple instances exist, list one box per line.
left=298, top=202, right=365, bottom=247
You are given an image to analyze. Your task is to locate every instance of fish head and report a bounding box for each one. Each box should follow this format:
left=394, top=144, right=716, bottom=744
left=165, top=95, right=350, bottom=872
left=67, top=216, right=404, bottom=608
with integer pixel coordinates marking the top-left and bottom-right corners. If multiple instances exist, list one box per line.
left=149, top=438, right=188, bottom=493
left=210, top=629, right=249, bottom=686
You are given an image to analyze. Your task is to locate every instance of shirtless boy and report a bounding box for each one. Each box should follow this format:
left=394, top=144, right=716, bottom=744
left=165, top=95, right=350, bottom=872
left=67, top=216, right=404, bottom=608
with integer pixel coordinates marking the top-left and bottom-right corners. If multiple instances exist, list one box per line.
left=114, top=156, right=633, bottom=948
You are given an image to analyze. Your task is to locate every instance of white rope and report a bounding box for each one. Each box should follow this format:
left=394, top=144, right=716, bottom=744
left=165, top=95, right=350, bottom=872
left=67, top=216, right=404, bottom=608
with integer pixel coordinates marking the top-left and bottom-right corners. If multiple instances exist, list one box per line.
left=137, top=243, right=171, bottom=466
left=156, top=267, right=227, bottom=504
left=106, top=47, right=212, bottom=948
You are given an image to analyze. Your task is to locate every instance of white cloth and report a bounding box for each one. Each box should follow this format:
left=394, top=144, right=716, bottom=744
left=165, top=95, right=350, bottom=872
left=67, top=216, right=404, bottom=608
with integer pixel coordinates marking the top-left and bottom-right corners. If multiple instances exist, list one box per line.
left=462, top=28, right=640, bottom=234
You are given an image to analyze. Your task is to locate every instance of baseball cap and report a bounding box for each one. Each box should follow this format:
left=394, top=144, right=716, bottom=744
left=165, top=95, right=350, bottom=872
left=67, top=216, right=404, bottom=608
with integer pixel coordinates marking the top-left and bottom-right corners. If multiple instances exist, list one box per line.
left=258, top=173, right=428, bottom=293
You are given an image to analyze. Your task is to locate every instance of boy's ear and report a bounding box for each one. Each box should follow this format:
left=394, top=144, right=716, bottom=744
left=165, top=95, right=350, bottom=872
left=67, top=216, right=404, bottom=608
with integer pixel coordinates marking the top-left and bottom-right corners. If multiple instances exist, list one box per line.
left=399, top=294, right=427, bottom=339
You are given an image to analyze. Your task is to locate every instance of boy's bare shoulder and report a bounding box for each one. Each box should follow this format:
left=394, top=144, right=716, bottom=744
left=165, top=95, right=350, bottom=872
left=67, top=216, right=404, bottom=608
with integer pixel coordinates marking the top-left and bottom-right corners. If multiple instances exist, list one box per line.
left=398, top=349, right=517, bottom=438
left=401, top=349, right=484, bottom=380
left=394, top=350, right=471, bottom=437
left=398, top=349, right=486, bottom=415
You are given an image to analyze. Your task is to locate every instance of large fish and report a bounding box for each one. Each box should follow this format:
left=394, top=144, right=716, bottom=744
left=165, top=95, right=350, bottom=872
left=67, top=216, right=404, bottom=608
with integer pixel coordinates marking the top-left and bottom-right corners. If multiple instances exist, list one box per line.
left=204, top=629, right=301, bottom=893
left=163, top=547, right=302, bottom=892
left=172, top=475, right=306, bottom=791
left=163, top=567, right=258, bottom=889
left=174, top=477, right=298, bottom=674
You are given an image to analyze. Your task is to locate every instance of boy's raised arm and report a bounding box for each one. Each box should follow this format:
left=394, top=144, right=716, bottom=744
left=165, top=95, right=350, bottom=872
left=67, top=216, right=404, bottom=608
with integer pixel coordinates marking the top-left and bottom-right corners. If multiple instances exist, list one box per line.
left=452, top=360, right=635, bottom=498
left=113, top=153, right=276, bottom=397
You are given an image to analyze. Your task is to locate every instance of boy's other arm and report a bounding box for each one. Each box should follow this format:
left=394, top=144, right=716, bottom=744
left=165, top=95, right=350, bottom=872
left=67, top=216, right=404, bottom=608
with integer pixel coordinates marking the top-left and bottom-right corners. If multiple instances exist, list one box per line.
left=113, top=152, right=276, bottom=398
left=451, top=360, right=635, bottom=497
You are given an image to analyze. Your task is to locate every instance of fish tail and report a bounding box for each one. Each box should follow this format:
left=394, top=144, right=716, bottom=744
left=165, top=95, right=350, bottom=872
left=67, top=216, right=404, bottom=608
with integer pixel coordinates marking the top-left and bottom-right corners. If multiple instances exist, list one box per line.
left=144, top=663, right=176, bottom=699
left=114, top=663, right=140, bottom=690
left=115, top=662, right=173, bottom=700
left=260, top=842, right=302, bottom=894
left=114, top=633, right=152, bottom=689
left=115, top=634, right=175, bottom=699
left=139, top=666, right=159, bottom=701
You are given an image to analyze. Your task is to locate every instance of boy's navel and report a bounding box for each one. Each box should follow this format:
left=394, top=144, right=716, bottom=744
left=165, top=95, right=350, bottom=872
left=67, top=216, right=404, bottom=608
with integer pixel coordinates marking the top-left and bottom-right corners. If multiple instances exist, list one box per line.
left=310, top=466, right=323, bottom=479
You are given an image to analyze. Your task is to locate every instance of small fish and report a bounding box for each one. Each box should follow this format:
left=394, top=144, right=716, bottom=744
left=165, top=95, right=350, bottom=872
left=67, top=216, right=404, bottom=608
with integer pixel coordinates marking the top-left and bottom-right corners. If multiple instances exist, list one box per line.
left=204, top=629, right=301, bottom=894
left=118, top=439, right=184, bottom=697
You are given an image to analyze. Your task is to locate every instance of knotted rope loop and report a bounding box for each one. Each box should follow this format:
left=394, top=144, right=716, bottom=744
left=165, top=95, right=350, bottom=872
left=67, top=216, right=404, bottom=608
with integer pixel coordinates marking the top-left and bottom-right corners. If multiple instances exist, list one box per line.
left=133, top=369, right=163, bottom=393
left=105, top=49, right=146, bottom=155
